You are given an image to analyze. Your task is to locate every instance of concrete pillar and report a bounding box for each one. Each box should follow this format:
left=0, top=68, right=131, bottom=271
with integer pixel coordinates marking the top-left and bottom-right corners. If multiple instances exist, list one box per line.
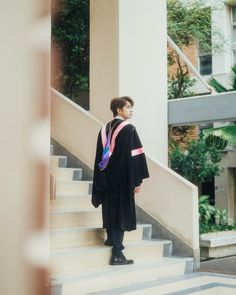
left=215, top=151, right=236, bottom=219
left=90, top=0, right=168, bottom=164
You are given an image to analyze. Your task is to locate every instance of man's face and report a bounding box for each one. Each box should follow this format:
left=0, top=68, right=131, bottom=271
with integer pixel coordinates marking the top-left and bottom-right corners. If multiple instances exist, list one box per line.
left=117, top=101, right=133, bottom=120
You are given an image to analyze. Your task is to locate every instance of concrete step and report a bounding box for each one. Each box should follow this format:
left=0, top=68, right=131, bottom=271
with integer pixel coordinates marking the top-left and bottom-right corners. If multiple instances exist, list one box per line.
left=56, top=180, right=92, bottom=195
left=50, top=240, right=172, bottom=274
left=50, top=224, right=152, bottom=249
left=50, top=155, right=67, bottom=168
left=50, top=194, right=92, bottom=211
left=50, top=167, right=83, bottom=181
left=50, top=209, right=102, bottom=228
left=200, top=231, right=236, bottom=258
left=99, top=273, right=236, bottom=295
left=51, top=256, right=193, bottom=295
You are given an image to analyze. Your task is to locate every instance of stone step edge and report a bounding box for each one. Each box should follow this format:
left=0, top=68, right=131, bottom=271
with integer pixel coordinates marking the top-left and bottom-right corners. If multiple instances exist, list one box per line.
left=56, top=180, right=92, bottom=184
left=50, top=239, right=172, bottom=257
left=90, top=271, right=216, bottom=295
left=51, top=256, right=193, bottom=286
left=51, top=167, right=82, bottom=171
left=50, top=208, right=100, bottom=214
left=200, top=236, right=236, bottom=247
left=54, top=193, right=91, bottom=198
left=90, top=272, right=203, bottom=295
left=50, top=223, right=152, bottom=234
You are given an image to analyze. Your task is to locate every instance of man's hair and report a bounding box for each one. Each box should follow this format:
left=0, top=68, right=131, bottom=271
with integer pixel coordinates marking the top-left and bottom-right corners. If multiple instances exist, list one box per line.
left=110, top=96, right=134, bottom=117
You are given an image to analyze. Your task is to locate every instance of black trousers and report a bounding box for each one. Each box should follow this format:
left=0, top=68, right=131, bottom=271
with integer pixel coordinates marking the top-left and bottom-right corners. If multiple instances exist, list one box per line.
left=106, top=229, right=125, bottom=257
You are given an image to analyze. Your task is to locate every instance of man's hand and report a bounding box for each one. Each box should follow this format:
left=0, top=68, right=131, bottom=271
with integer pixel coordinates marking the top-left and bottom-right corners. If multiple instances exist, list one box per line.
left=134, top=185, right=141, bottom=194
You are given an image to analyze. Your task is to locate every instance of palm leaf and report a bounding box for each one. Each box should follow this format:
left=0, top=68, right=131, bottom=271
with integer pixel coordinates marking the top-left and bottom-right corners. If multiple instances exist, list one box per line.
left=202, top=125, right=236, bottom=146
left=231, top=65, right=236, bottom=90
left=208, top=77, right=228, bottom=93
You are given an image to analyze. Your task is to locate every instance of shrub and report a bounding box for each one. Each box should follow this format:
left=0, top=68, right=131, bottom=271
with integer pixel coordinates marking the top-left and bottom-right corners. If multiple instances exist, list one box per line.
left=199, top=195, right=236, bottom=234
left=169, top=134, right=226, bottom=184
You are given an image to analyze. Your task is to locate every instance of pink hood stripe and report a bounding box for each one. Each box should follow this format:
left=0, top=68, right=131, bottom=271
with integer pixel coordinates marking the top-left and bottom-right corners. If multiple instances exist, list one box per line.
left=109, top=121, right=130, bottom=155
left=131, top=147, right=144, bottom=156
left=100, top=120, right=130, bottom=154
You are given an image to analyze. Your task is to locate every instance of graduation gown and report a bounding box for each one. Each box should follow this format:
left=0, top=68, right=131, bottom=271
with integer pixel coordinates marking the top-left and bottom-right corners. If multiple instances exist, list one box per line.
left=92, top=118, right=149, bottom=231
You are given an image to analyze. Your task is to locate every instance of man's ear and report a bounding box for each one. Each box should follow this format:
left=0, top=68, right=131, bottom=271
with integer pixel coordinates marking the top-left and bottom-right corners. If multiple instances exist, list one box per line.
left=117, top=108, right=122, bottom=115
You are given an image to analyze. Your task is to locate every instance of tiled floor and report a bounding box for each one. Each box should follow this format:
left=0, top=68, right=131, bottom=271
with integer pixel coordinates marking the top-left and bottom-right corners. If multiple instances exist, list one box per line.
left=89, top=273, right=236, bottom=295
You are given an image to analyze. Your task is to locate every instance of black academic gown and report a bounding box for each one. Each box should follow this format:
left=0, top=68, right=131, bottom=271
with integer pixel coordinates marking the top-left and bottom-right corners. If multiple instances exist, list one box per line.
left=92, top=118, right=149, bottom=231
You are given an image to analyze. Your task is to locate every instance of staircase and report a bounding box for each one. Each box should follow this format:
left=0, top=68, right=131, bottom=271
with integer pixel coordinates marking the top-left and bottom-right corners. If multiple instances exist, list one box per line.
left=50, top=145, right=236, bottom=295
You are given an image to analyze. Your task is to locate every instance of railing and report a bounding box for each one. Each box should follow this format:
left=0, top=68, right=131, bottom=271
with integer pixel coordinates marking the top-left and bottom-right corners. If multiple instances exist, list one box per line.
left=51, top=87, right=200, bottom=268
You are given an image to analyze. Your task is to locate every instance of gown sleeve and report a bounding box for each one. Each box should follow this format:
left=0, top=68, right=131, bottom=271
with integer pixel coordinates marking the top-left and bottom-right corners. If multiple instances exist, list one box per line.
left=130, top=127, right=150, bottom=187
left=91, top=130, right=104, bottom=208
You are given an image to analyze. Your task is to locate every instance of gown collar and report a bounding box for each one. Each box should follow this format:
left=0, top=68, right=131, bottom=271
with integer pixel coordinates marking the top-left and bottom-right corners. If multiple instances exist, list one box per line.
left=114, top=115, right=125, bottom=120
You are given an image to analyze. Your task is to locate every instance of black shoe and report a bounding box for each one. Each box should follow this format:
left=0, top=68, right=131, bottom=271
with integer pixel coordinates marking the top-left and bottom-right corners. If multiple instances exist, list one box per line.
left=104, top=239, right=113, bottom=246
left=110, top=254, right=134, bottom=265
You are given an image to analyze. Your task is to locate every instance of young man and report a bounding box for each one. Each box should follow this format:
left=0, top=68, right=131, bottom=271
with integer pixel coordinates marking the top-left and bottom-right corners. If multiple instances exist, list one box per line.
left=92, top=96, right=149, bottom=265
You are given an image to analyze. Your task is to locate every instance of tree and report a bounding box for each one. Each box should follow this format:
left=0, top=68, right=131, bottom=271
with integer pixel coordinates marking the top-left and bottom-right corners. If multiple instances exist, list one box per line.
left=52, top=0, right=89, bottom=101
left=168, top=0, right=212, bottom=53
left=167, top=0, right=225, bottom=99
left=169, top=134, right=228, bottom=189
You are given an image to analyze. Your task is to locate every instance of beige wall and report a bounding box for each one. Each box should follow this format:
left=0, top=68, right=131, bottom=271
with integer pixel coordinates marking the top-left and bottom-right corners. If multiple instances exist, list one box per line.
left=51, top=89, right=103, bottom=169
left=137, top=156, right=199, bottom=250
left=90, top=0, right=168, bottom=165
left=90, top=0, right=119, bottom=122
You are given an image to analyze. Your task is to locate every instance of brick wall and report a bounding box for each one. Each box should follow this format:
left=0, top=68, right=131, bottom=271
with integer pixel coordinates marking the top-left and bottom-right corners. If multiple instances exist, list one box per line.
left=168, top=42, right=198, bottom=78
left=168, top=42, right=199, bottom=151
left=170, top=125, right=200, bottom=151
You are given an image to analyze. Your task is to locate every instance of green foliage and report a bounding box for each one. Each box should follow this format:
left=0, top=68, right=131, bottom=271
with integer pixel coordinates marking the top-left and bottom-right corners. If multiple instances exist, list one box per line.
left=168, top=74, right=196, bottom=99
left=199, top=195, right=215, bottom=224
left=169, top=134, right=226, bottom=183
left=199, top=195, right=236, bottom=234
left=167, top=0, right=226, bottom=99
left=200, top=223, right=236, bottom=234
left=52, top=0, right=89, bottom=99
left=208, top=78, right=228, bottom=93
left=205, top=134, right=228, bottom=150
left=202, top=125, right=236, bottom=147
left=208, top=65, right=236, bottom=93
left=167, top=0, right=211, bottom=99
left=168, top=0, right=212, bottom=53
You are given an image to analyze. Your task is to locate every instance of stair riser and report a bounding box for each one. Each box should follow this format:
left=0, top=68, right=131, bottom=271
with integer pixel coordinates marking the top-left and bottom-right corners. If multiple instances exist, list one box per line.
left=55, top=261, right=191, bottom=295
left=51, top=156, right=67, bottom=168
left=51, top=197, right=91, bottom=210
left=56, top=182, right=91, bottom=195
left=51, top=169, right=83, bottom=181
left=50, top=211, right=102, bottom=228
left=50, top=243, right=165, bottom=274
left=50, top=228, right=144, bottom=249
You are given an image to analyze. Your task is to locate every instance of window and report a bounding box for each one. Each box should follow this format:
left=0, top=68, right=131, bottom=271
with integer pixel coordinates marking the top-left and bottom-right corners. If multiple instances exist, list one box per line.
left=232, top=5, right=236, bottom=22
left=199, top=54, right=212, bottom=75
left=198, top=7, right=212, bottom=75
left=234, top=51, right=236, bottom=64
